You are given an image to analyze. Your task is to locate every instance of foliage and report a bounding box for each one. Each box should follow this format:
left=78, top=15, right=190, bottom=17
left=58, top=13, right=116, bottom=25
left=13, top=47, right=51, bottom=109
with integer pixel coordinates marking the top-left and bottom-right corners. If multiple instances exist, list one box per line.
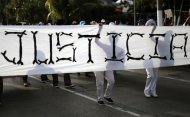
left=2, top=0, right=47, bottom=24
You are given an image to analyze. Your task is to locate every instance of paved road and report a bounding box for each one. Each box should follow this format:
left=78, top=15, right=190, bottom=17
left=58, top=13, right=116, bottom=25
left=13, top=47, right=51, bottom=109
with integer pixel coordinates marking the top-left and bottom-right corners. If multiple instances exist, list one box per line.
left=0, top=66, right=190, bottom=117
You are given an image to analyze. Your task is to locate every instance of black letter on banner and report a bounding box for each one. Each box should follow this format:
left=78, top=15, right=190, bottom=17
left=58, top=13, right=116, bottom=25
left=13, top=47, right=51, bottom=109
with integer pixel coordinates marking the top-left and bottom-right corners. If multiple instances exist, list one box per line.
left=31, top=31, right=48, bottom=65
left=78, top=34, right=100, bottom=63
left=73, top=48, right=77, bottom=62
left=106, top=33, right=124, bottom=63
left=31, top=31, right=40, bottom=64
left=170, top=33, right=188, bottom=60
left=48, top=34, right=54, bottom=64
left=56, top=32, right=74, bottom=62
left=149, top=34, right=167, bottom=60
left=56, top=43, right=74, bottom=62
left=1, top=30, right=27, bottom=65
left=126, top=32, right=145, bottom=61
left=56, top=32, right=73, bottom=46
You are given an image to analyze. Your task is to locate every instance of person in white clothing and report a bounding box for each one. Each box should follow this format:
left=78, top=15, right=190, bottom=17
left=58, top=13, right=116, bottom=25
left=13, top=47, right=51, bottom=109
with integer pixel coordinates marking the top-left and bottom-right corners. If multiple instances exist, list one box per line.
left=94, top=21, right=116, bottom=105
left=144, top=15, right=159, bottom=98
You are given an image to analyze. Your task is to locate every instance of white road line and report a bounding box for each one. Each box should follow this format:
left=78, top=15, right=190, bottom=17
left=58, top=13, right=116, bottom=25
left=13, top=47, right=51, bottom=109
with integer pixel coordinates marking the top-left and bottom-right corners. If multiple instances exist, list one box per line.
left=128, top=70, right=190, bottom=83
left=29, top=75, right=140, bottom=117
left=60, top=87, right=140, bottom=117
left=162, top=76, right=190, bottom=83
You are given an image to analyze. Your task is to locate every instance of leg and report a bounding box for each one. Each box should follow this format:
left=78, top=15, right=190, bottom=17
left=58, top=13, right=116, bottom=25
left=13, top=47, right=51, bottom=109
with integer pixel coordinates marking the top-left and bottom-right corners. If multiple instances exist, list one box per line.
left=23, top=75, right=30, bottom=87
left=144, top=68, right=154, bottom=97
left=64, top=73, right=72, bottom=86
left=94, top=71, right=105, bottom=101
left=52, top=74, right=59, bottom=86
left=150, top=68, right=159, bottom=97
left=41, top=74, right=49, bottom=83
left=85, top=72, right=90, bottom=77
left=104, top=71, right=115, bottom=99
left=0, top=77, right=3, bottom=103
left=23, top=75, right=28, bottom=83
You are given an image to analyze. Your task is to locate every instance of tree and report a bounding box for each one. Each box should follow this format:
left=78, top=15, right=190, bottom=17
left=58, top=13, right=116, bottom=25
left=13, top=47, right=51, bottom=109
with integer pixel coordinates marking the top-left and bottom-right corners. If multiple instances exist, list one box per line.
left=2, top=0, right=47, bottom=24
left=45, top=0, right=104, bottom=24
left=135, top=0, right=157, bottom=16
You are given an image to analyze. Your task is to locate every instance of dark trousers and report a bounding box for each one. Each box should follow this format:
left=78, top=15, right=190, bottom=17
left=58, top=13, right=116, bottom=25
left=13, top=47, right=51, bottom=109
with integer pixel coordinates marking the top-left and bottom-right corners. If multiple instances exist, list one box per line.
left=41, top=74, right=58, bottom=86
left=22, top=75, right=28, bottom=83
left=0, top=77, right=3, bottom=102
left=64, top=73, right=72, bottom=86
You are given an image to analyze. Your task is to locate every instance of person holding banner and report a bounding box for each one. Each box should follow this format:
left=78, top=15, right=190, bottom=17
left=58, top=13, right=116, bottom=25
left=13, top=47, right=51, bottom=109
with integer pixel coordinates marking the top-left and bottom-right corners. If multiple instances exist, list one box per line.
left=94, top=21, right=116, bottom=105
left=144, top=15, right=159, bottom=98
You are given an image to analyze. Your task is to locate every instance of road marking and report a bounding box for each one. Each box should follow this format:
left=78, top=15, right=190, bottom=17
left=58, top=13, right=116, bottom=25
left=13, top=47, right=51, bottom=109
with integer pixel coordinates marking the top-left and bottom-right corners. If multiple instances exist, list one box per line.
left=128, top=70, right=190, bottom=83
left=29, top=75, right=140, bottom=117
left=162, top=76, right=190, bottom=83
left=4, top=82, right=39, bottom=90
left=60, top=87, right=140, bottom=117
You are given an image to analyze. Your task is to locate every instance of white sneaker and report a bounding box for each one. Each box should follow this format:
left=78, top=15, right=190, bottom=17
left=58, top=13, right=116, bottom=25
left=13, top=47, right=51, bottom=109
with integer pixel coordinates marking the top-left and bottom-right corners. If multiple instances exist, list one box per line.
left=150, top=92, right=158, bottom=98
left=144, top=91, right=151, bottom=98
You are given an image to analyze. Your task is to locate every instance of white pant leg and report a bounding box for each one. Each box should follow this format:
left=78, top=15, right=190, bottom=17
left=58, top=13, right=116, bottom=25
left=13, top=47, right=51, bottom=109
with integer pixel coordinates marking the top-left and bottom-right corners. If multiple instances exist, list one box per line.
left=144, top=68, right=154, bottom=94
left=104, top=71, right=115, bottom=98
left=150, top=68, right=159, bottom=94
left=144, top=68, right=159, bottom=95
left=94, top=71, right=105, bottom=101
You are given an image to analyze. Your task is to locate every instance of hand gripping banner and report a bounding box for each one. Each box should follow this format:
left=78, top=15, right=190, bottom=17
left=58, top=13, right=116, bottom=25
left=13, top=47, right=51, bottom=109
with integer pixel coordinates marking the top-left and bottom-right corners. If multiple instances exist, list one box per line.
left=0, top=25, right=189, bottom=76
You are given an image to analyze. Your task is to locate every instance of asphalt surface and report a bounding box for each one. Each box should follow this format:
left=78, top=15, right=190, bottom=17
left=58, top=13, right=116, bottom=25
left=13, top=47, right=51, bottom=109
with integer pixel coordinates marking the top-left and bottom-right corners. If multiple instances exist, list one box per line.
left=0, top=65, right=190, bottom=117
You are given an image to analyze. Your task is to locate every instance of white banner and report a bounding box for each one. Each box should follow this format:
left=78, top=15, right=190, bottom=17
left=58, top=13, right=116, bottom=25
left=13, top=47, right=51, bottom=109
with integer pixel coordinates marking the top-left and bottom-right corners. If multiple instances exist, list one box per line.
left=0, top=25, right=190, bottom=76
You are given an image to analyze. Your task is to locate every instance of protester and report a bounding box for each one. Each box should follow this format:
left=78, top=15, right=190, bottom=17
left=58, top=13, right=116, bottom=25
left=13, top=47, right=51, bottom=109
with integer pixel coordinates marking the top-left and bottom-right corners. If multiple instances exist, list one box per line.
left=137, top=19, right=145, bottom=26
left=100, top=19, right=106, bottom=24
left=72, top=20, right=77, bottom=25
left=90, top=20, right=97, bottom=25
left=144, top=15, right=159, bottom=98
left=94, top=21, right=115, bottom=105
left=38, top=19, right=74, bottom=88
left=79, top=20, right=86, bottom=25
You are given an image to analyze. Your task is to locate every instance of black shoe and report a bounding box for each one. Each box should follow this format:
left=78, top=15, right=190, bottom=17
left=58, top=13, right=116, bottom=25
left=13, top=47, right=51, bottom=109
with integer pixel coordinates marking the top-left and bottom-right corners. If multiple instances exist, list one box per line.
left=104, top=98, right=114, bottom=103
left=98, top=101, right=105, bottom=105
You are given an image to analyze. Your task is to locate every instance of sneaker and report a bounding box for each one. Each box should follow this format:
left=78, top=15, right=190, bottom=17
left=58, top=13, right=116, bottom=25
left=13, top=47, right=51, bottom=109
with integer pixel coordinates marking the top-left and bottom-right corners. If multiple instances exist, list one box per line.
left=144, top=91, right=151, bottom=98
left=98, top=101, right=105, bottom=105
left=144, top=93, right=151, bottom=98
left=104, top=97, right=114, bottom=103
left=24, top=82, right=31, bottom=87
left=150, top=92, right=158, bottom=98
